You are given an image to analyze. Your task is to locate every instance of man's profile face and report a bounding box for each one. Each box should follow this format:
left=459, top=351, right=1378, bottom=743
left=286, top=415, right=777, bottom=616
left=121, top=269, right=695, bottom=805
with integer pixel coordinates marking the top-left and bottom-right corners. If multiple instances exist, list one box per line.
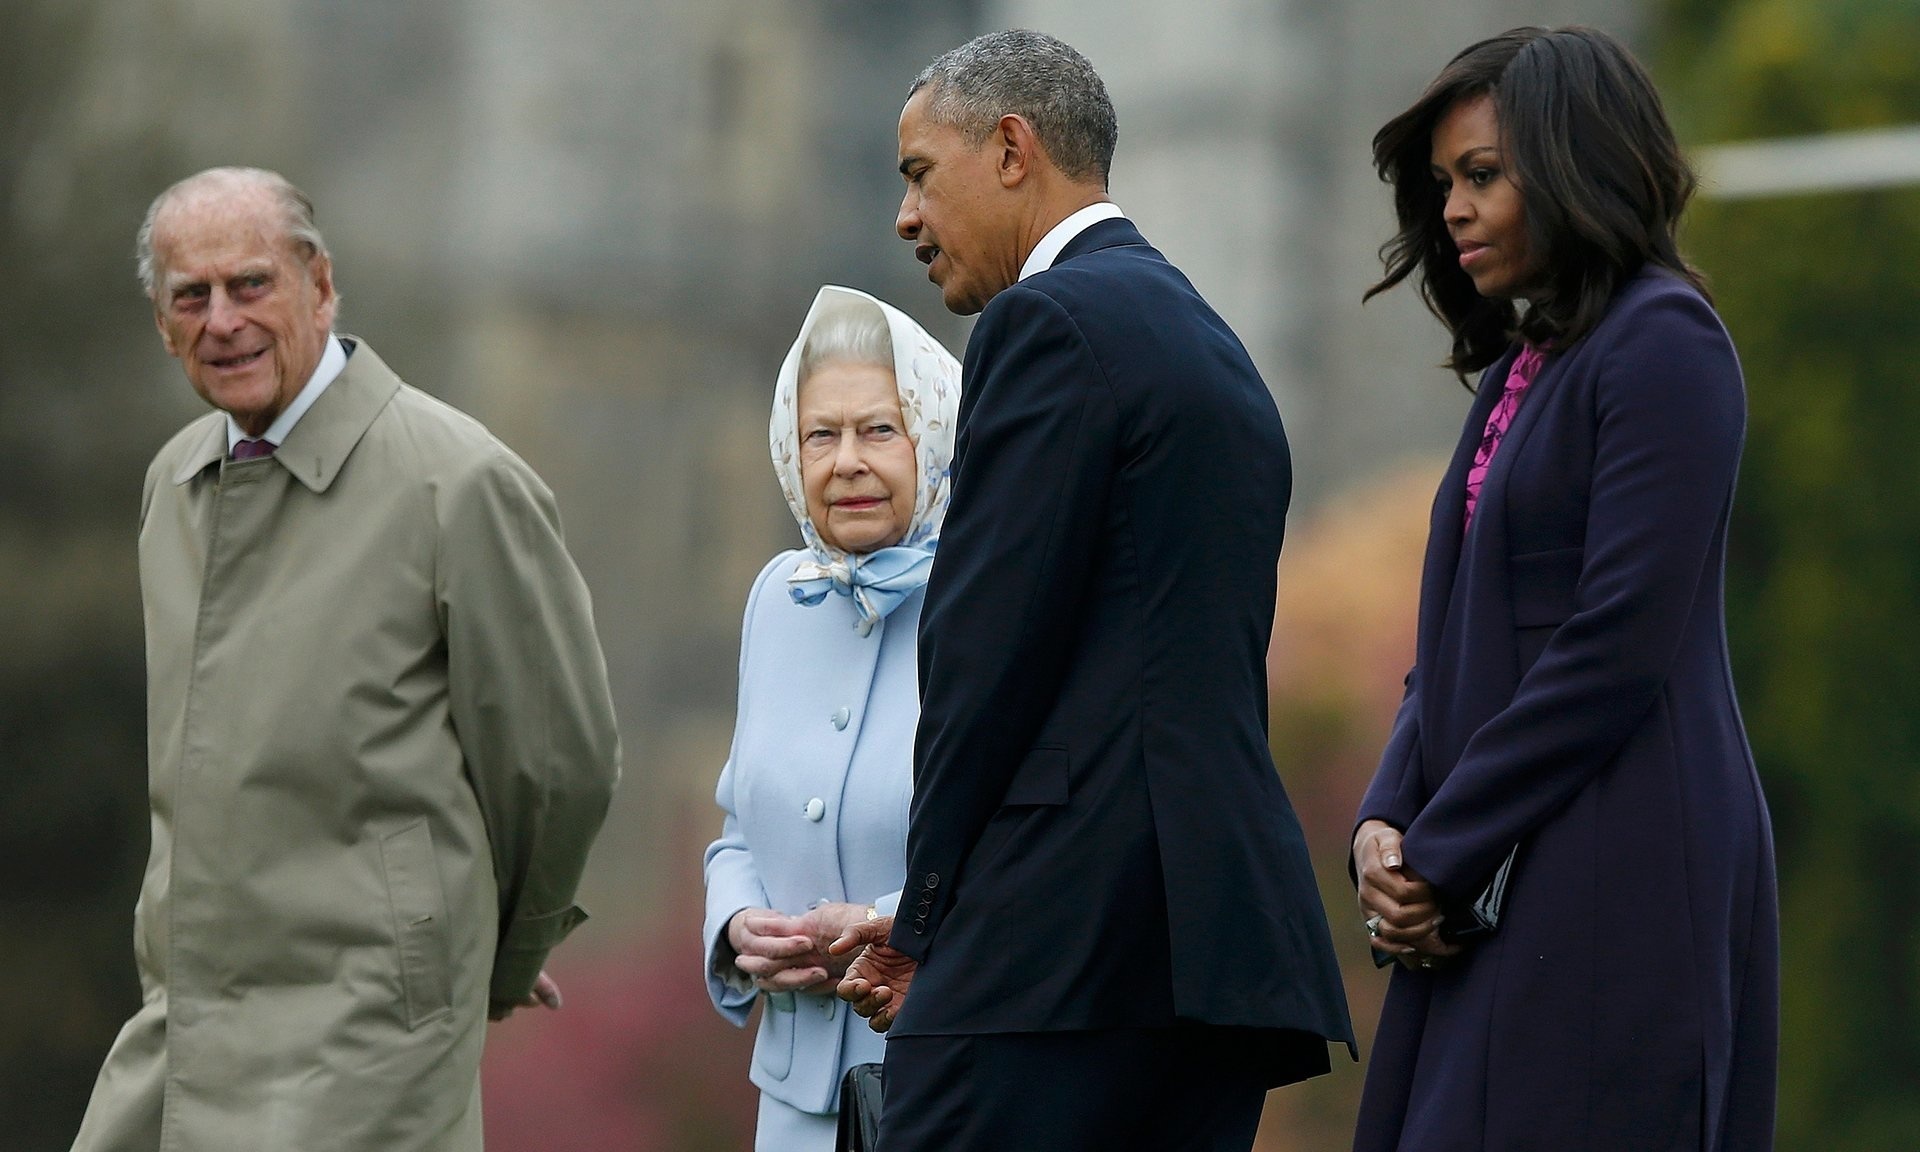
left=150, top=189, right=336, bottom=437
left=895, top=89, right=1018, bottom=316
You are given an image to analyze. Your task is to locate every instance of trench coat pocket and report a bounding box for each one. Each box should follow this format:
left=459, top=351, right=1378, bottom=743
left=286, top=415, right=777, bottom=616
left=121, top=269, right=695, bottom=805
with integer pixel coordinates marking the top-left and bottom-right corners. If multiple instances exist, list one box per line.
left=380, top=820, right=454, bottom=1028
left=1002, top=745, right=1070, bottom=807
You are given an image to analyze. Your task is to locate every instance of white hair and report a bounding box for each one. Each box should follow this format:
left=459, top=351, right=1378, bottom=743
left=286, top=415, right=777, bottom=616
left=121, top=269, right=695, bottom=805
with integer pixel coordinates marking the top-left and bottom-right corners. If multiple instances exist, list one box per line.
left=799, top=295, right=894, bottom=385
left=135, top=167, right=329, bottom=298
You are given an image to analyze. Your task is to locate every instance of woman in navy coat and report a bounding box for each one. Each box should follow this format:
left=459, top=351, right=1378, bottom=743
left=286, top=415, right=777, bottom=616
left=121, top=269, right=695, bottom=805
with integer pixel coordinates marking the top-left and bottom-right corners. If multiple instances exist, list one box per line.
left=702, top=286, right=960, bottom=1151
left=1351, top=28, right=1778, bottom=1152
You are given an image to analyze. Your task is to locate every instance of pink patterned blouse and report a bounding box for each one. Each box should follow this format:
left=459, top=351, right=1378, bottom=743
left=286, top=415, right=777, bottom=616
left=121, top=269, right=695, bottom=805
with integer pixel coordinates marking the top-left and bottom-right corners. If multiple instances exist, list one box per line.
left=1463, top=344, right=1546, bottom=530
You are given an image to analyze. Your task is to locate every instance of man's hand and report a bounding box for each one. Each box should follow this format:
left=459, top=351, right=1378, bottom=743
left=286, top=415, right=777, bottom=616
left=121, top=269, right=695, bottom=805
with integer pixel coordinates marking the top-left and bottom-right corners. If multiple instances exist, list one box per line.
left=728, top=908, right=830, bottom=993
left=831, top=915, right=916, bottom=1033
left=1354, top=820, right=1461, bottom=964
left=488, top=969, right=564, bottom=1021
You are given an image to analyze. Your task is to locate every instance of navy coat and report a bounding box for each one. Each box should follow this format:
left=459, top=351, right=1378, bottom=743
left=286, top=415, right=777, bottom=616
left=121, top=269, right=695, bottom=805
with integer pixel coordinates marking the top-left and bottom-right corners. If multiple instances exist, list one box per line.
left=885, top=218, right=1354, bottom=1077
left=1354, top=270, right=1778, bottom=1151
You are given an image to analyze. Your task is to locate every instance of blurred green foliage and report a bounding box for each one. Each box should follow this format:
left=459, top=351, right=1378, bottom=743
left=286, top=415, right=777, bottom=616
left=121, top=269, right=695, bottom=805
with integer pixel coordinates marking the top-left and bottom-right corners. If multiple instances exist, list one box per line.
left=1658, top=1, right=1920, bottom=1147
left=0, top=5, right=200, bottom=1148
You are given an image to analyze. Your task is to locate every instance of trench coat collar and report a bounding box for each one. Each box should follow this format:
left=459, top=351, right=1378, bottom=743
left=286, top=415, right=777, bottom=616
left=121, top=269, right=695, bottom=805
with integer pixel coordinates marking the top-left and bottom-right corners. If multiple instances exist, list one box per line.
left=169, top=336, right=401, bottom=492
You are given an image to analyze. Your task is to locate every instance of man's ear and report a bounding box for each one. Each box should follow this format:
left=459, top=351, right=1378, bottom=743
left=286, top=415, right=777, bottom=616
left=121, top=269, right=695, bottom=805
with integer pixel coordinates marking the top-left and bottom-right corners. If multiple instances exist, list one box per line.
left=996, top=113, right=1040, bottom=190
left=153, top=306, right=179, bottom=358
left=308, top=250, right=338, bottom=327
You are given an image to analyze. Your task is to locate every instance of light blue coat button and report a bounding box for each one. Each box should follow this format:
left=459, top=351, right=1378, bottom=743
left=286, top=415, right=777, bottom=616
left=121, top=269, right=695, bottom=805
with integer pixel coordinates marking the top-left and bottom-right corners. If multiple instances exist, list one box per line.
left=831, top=707, right=851, bottom=730
left=804, top=797, right=826, bottom=822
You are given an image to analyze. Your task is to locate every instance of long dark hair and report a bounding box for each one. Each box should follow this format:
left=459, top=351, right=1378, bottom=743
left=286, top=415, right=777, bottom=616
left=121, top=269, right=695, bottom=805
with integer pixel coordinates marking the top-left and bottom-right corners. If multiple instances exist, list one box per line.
left=1365, top=26, right=1708, bottom=382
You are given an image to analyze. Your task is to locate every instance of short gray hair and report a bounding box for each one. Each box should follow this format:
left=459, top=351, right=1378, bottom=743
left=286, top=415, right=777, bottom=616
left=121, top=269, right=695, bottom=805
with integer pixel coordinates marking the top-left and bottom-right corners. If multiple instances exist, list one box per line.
left=136, top=167, right=328, bottom=298
left=800, top=295, right=894, bottom=385
left=910, top=30, right=1117, bottom=185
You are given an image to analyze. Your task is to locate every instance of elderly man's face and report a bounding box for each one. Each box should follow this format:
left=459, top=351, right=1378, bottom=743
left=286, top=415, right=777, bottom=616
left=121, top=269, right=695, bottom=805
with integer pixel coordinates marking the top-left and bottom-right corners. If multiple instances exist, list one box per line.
left=150, top=189, right=336, bottom=436
left=896, top=89, right=1020, bottom=316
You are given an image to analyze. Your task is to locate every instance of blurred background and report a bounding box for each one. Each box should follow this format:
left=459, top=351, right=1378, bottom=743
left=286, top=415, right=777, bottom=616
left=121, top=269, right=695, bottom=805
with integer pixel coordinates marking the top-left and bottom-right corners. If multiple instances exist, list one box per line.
left=4, top=0, right=1915, bottom=1148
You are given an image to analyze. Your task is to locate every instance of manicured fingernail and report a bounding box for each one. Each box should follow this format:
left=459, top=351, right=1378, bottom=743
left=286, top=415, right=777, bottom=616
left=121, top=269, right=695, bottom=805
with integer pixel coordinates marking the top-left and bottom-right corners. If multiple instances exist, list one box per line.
left=1384, top=854, right=1401, bottom=868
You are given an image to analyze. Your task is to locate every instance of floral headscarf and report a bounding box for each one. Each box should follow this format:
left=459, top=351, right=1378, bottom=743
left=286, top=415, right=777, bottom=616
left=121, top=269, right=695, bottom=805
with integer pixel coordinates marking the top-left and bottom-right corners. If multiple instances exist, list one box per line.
left=770, top=285, right=962, bottom=634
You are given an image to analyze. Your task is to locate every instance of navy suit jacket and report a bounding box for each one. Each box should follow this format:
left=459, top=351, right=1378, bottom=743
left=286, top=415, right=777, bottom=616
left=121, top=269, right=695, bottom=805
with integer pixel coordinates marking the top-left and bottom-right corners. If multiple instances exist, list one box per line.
left=887, top=219, right=1354, bottom=1065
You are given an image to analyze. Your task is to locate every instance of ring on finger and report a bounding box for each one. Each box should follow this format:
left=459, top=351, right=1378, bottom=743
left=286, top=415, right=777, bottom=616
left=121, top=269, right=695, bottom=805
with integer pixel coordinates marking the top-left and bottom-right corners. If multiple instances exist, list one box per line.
left=1365, top=914, right=1385, bottom=939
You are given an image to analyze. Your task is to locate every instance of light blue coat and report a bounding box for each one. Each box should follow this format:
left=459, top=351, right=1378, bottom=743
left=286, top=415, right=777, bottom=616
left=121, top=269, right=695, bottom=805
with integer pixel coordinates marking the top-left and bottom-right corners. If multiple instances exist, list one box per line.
left=703, top=550, right=915, bottom=1116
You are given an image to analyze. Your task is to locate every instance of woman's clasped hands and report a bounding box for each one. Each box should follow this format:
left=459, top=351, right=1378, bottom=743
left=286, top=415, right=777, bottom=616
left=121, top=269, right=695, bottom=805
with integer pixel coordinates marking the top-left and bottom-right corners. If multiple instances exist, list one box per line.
left=1353, top=820, right=1462, bottom=971
left=726, top=903, right=877, bottom=994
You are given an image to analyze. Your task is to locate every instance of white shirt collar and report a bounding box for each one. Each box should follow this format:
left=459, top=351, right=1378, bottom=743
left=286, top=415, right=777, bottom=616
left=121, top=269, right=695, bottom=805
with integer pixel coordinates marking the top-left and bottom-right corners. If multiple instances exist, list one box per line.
left=226, top=334, right=348, bottom=451
left=1019, top=202, right=1127, bottom=281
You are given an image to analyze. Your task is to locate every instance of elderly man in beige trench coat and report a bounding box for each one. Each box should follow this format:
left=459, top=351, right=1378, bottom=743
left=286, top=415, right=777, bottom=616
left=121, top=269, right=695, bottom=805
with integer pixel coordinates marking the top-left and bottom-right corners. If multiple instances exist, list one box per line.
left=71, top=167, right=621, bottom=1152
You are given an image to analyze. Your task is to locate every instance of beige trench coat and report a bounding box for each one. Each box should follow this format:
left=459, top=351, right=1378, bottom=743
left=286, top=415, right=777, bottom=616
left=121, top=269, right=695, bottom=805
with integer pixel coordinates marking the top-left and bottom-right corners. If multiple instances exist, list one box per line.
left=73, top=341, right=620, bottom=1152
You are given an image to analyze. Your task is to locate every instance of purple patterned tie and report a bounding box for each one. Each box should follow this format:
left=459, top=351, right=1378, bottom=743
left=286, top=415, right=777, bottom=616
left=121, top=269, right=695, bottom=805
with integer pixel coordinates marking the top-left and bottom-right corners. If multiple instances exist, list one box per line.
left=1463, top=345, right=1544, bottom=530
left=231, top=437, right=276, bottom=461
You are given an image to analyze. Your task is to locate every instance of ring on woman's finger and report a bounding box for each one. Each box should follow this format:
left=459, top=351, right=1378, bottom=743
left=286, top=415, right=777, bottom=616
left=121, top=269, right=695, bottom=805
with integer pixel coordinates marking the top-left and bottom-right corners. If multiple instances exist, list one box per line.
left=1418, top=956, right=1435, bottom=970
left=1365, top=914, right=1385, bottom=939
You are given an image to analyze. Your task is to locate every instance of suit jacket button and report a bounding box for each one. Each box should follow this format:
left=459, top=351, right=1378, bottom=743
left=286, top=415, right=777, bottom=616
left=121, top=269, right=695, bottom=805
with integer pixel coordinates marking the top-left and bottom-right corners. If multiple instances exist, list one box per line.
left=804, top=797, right=826, bottom=822
left=831, top=707, right=851, bottom=730
left=925, top=873, right=939, bottom=888
left=913, top=919, right=927, bottom=933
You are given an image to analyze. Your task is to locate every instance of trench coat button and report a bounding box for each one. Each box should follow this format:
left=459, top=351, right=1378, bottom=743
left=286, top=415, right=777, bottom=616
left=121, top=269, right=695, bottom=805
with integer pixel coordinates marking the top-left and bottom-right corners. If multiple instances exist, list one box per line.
left=831, top=707, right=851, bottom=730
left=804, top=797, right=826, bottom=822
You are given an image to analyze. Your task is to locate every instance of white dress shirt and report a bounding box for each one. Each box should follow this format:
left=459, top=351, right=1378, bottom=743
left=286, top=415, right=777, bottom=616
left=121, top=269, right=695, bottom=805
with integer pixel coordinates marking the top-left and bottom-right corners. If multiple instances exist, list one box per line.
left=225, top=334, right=348, bottom=451
left=1019, top=201, right=1128, bottom=281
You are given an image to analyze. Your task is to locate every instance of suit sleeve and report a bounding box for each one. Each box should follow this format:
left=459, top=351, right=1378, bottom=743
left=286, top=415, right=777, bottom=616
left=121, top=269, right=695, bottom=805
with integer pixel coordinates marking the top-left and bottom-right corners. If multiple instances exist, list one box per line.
left=1401, top=289, right=1745, bottom=899
left=700, top=556, right=787, bottom=1025
left=890, top=285, right=1119, bottom=960
left=438, top=448, right=622, bottom=1004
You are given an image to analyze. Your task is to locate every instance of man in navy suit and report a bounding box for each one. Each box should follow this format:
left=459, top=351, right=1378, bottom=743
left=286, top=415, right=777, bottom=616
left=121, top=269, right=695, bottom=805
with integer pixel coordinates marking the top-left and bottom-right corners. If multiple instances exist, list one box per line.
left=831, top=31, right=1353, bottom=1150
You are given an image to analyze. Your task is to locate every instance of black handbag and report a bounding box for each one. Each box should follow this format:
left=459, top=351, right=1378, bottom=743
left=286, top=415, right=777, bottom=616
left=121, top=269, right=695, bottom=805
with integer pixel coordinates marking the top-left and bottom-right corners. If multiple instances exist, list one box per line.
left=1438, top=843, right=1518, bottom=944
left=835, top=1062, right=884, bottom=1152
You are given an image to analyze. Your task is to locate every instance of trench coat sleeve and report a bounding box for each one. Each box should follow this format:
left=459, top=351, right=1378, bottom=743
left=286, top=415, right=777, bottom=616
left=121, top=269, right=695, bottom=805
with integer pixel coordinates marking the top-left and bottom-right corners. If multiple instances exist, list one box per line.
left=436, top=445, right=621, bottom=1004
left=890, top=285, right=1117, bottom=960
left=1400, top=288, right=1745, bottom=900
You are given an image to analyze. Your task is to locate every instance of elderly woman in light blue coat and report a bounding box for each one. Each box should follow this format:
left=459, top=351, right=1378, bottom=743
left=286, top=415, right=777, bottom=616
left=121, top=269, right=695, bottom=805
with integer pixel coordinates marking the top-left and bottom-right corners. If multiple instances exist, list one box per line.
left=704, top=285, right=960, bottom=1151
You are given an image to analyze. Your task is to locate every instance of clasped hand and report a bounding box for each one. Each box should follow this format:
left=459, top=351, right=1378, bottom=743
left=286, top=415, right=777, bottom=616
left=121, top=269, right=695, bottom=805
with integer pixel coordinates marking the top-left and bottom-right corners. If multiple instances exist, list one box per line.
left=727, top=903, right=874, bottom=994
left=829, top=915, right=915, bottom=1033
left=1353, top=820, right=1462, bottom=970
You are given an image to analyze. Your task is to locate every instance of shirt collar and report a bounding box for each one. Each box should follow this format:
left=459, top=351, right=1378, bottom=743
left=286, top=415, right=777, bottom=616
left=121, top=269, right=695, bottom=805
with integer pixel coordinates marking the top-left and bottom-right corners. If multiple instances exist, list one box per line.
left=1019, top=202, right=1127, bottom=281
left=226, top=334, right=348, bottom=451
